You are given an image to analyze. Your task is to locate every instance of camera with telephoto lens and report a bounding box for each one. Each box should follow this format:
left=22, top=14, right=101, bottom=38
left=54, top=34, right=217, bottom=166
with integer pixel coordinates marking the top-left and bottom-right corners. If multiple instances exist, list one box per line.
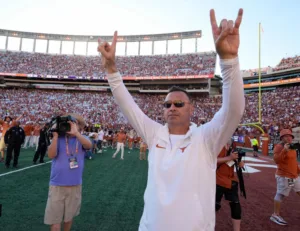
left=233, top=148, right=246, bottom=162
left=288, top=143, right=297, bottom=150
left=48, top=115, right=77, bottom=135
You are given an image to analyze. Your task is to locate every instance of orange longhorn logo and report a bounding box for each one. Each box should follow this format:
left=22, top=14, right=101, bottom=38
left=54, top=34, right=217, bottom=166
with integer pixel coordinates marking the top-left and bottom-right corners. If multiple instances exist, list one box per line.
left=179, top=144, right=190, bottom=153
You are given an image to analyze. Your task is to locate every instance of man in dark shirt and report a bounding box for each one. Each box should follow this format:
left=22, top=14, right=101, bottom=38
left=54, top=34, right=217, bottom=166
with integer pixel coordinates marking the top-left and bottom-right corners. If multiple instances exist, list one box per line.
left=33, top=123, right=50, bottom=164
left=4, top=121, right=25, bottom=168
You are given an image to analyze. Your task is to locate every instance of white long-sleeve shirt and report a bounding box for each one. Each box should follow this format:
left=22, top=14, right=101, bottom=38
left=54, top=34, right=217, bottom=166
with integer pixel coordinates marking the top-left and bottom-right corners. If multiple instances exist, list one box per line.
left=107, top=57, right=245, bottom=231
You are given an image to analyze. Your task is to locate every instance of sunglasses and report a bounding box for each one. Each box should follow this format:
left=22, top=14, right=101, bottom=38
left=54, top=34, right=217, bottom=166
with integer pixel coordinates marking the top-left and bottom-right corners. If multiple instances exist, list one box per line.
left=163, top=100, right=190, bottom=109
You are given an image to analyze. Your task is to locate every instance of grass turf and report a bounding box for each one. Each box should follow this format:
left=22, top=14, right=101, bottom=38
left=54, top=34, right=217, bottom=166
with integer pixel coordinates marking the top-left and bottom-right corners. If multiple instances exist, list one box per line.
left=0, top=147, right=148, bottom=231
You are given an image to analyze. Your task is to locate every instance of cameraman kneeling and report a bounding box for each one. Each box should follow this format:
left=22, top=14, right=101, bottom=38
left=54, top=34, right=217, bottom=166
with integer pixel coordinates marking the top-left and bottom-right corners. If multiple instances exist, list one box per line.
left=215, top=142, right=245, bottom=231
left=44, top=114, right=92, bottom=231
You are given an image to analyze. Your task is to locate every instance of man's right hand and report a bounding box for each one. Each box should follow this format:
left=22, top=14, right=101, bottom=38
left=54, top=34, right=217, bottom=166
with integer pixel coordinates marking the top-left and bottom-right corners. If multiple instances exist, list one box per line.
left=97, top=31, right=118, bottom=74
left=284, top=143, right=290, bottom=151
left=52, top=132, right=58, bottom=139
left=230, top=152, right=239, bottom=160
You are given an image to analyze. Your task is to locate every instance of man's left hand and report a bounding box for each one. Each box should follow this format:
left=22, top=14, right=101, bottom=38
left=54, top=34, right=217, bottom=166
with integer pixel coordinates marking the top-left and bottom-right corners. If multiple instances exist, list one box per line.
left=239, top=161, right=245, bottom=168
left=210, top=8, right=243, bottom=59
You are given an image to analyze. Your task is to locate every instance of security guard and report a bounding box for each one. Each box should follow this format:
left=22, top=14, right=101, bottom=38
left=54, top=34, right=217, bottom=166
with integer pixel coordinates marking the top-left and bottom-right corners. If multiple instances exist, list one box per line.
left=251, top=136, right=259, bottom=157
left=4, top=121, right=25, bottom=168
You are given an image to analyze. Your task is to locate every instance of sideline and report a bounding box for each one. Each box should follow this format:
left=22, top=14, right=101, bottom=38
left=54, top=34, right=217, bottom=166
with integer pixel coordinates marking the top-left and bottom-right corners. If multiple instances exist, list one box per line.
left=0, top=161, right=52, bottom=177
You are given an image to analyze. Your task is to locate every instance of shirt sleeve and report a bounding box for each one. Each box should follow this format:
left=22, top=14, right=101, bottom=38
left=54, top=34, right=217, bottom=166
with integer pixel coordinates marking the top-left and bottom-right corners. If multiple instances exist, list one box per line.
left=107, top=72, right=162, bottom=148
left=202, top=57, right=245, bottom=158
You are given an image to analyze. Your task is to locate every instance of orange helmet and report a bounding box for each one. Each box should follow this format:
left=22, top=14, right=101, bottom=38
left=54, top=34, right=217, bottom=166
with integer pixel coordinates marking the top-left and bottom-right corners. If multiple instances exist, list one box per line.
left=280, top=129, right=294, bottom=140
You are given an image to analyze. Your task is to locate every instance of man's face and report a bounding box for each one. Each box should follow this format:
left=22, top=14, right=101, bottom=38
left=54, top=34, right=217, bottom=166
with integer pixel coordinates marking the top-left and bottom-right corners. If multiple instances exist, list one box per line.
left=282, top=135, right=293, bottom=144
left=163, top=91, right=193, bottom=126
left=5, top=117, right=11, bottom=122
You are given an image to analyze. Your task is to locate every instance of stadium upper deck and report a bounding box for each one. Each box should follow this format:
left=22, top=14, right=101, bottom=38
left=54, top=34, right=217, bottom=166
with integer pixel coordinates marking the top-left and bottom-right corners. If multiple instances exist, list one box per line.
left=0, top=29, right=300, bottom=94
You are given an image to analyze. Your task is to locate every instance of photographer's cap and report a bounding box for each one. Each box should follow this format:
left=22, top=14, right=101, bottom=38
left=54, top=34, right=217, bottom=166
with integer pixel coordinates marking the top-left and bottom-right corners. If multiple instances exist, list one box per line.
left=280, top=129, right=294, bottom=140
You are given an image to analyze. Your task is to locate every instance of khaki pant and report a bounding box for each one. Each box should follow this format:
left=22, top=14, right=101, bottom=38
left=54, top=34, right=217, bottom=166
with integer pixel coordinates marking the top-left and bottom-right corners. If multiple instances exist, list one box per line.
left=44, top=185, right=82, bottom=225
left=276, top=175, right=300, bottom=196
left=140, top=145, right=147, bottom=160
left=0, top=136, right=5, bottom=151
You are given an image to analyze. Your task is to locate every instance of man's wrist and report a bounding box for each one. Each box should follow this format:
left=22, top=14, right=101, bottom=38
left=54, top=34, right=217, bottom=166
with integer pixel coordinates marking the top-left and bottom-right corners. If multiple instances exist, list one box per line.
left=219, top=54, right=238, bottom=60
left=107, top=65, right=118, bottom=74
left=75, top=131, right=81, bottom=138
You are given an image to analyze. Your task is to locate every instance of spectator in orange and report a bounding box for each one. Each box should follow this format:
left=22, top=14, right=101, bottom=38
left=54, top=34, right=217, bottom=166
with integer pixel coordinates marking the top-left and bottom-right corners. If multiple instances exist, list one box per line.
left=32, top=124, right=41, bottom=150
left=139, top=138, right=147, bottom=160
left=23, top=122, right=34, bottom=148
left=270, top=129, right=300, bottom=226
left=112, top=128, right=127, bottom=160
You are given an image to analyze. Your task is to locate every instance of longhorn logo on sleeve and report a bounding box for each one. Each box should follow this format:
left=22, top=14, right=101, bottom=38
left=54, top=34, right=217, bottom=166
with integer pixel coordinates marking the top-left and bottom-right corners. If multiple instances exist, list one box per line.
left=156, top=144, right=166, bottom=149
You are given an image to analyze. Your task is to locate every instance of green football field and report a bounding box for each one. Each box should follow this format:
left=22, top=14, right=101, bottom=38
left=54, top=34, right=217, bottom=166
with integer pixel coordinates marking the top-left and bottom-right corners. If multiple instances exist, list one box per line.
left=0, top=147, right=148, bottom=231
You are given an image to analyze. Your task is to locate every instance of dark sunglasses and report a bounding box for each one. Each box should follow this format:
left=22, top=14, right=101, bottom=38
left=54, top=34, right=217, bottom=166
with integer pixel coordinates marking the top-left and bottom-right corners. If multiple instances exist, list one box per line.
left=163, top=100, right=190, bottom=109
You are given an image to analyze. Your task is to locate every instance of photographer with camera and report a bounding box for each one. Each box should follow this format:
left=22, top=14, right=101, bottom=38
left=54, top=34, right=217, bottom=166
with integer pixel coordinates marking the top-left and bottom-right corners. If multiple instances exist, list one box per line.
left=44, top=113, right=92, bottom=231
left=215, top=140, right=245, bottom=231
left=270, top=129, right=300, bottom=226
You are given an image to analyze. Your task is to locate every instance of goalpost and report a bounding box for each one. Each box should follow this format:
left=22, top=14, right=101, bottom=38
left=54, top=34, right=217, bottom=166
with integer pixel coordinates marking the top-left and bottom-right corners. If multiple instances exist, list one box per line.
left=237, top=23, right=272, bottom=156
left=239, top=23, right=264, bottom=134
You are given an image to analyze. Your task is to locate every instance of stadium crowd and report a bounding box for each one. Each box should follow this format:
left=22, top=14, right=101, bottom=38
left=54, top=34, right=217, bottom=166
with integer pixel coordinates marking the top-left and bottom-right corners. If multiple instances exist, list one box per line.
left=0, top=51, right=216, bottom=77
left=273, top=55, right=300, bottom=71
left=1, top=85, right=300, bottom=137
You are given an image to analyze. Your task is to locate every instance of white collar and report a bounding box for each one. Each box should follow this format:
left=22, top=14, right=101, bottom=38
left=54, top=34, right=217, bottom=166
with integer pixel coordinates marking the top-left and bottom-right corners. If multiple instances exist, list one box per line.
left=158, top=122, right=198, bottom=143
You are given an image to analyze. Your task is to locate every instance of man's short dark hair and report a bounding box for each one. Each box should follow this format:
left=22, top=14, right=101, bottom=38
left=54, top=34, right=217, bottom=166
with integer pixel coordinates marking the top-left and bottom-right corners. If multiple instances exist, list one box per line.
left=168, top=86, right=191, bottom=101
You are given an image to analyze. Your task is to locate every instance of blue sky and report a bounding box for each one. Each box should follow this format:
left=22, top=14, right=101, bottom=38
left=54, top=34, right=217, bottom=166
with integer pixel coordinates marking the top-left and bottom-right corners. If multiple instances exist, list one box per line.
left=0, top=0, right=299, bottom=73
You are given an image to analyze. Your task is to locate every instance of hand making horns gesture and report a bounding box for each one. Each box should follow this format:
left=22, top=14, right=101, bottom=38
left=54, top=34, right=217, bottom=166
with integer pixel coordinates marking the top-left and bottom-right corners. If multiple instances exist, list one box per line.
left=97, top=31, right=118, bottom=74
left=210, top=8, right=243, bottom=60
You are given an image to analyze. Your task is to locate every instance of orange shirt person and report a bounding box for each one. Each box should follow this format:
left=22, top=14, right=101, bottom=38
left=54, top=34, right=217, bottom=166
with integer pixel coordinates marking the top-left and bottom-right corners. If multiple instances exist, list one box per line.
left=23, top=123, right=34, bottom=148
left=112, top=129, right=126, bottom=160
left=139, top=138, right=147, bottom=160
left=270, top=129, right=300, bottom=226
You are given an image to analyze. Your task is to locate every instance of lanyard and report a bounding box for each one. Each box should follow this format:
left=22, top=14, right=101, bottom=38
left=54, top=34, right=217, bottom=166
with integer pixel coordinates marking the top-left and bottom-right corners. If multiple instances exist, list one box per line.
left=65, top=136, right=79, bottom=156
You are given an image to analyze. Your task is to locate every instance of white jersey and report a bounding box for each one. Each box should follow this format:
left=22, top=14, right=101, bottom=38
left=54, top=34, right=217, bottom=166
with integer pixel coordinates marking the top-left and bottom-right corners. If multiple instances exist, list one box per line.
left=98, top=130, right=104, bottom=141
left=107, top=57, right=245, bottom=231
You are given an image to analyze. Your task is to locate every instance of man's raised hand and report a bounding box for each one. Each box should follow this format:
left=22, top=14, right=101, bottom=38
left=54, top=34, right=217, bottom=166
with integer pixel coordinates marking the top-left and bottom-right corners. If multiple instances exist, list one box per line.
left=210, top=9, right=243, bottom=60
left=97, top=31, right=118, bottom=74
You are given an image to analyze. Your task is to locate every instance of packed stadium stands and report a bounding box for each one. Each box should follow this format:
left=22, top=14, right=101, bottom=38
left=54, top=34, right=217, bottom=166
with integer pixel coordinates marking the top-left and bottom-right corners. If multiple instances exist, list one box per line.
left=0, top=51, right=216, bottom=77
left=273, top=55, right=300, bottom=71
left=1, top=50, right=300, bottom=141
left=1, top=85, right=299, bottom=135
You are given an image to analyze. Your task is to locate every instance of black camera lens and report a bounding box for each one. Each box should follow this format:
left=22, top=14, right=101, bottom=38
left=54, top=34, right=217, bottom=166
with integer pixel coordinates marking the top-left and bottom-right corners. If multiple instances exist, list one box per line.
left=59, top=122, right=71, bottom=133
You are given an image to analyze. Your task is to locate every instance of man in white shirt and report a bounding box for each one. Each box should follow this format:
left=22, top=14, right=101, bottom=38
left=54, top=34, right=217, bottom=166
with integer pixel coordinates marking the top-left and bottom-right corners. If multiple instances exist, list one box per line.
left=97, top=128, right=104, bottom=153
left=98, top=8, right=245, bottom=231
